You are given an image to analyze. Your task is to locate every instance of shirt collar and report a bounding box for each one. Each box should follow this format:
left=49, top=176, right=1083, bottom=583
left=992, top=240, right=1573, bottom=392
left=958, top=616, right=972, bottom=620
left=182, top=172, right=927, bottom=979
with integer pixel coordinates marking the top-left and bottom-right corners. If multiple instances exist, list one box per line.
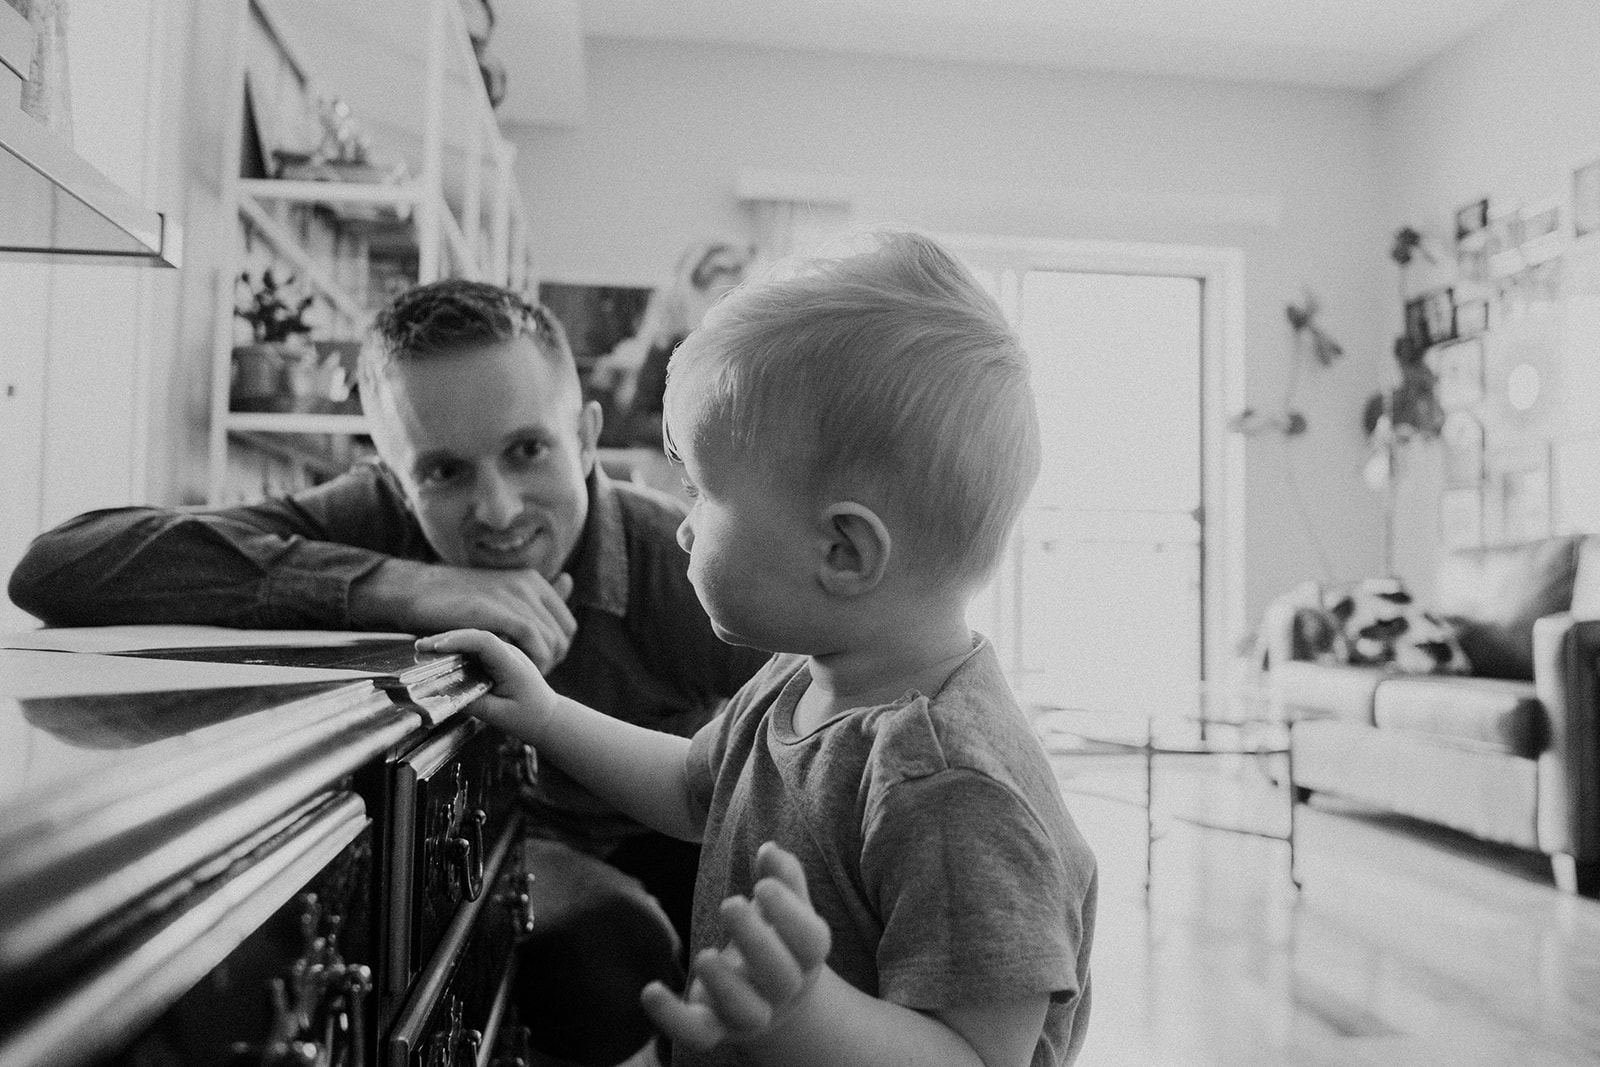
left=568, top=464, right=630, bottom=617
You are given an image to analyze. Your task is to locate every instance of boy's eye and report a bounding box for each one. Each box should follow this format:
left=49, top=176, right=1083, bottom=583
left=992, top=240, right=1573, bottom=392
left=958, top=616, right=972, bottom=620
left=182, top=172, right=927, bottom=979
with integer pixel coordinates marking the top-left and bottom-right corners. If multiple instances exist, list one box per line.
left=679, top=478, right=699, bottom=500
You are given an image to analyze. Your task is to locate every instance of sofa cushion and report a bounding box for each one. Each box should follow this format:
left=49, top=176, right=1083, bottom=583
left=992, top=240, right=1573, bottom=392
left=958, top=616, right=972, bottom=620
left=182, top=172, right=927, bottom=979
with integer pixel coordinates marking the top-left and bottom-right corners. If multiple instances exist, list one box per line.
left=1372, top=675, right=1546, bottom=758
left=1436, top=536, right=1582, bottom=680
left=1273, top=660, right=1382, bottom=725
left=1326, top=583, right=1471, bottom=674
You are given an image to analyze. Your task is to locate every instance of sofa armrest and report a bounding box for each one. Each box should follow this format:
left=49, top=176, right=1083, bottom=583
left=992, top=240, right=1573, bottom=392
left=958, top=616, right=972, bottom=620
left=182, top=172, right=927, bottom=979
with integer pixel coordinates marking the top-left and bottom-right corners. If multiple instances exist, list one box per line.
left=1531, top=612, right=1600, bottom=859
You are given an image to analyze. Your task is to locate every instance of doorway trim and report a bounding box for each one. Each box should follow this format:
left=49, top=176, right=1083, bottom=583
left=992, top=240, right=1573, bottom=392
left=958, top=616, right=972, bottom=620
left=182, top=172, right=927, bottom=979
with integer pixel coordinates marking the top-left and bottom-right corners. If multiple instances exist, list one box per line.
left=939, top=232, right=1247, bottom=689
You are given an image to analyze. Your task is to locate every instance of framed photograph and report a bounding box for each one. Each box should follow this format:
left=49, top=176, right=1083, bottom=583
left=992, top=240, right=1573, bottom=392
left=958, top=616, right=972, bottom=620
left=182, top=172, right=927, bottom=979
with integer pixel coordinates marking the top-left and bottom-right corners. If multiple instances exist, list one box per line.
left=1404, top=296, right=1431, bottom=351
left=1431, top=339, right=1484, bottom=410
left=1456, top=241, right=1490, bottom=293
left=1519, top=201, right=1564, bottom=264
left=1553, top=434, right=1600, bottom=533
left=1454, top=297, right=1490, bottom=337
left=1574, top=157, right=1600, bottom=240
left=1422, top=288, right=1455, bottom=345
left=1455, top=198, right=1489, bottom=242
left=1440, top=411, right=1485, bottom=487
left=1440, top=487, right=1483, bottom=550
left=1486, top=205, right=1524, bottom=278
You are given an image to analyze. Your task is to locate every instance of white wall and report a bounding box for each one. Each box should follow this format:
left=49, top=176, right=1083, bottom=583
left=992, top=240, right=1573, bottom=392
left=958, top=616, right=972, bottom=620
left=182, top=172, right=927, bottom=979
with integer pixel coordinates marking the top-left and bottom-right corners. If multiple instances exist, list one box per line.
left=511, top=39, right=1392, bottom=622
left=1378, top=0, right=1600, bottom=599
left=0, top=0, right=192, bottom=630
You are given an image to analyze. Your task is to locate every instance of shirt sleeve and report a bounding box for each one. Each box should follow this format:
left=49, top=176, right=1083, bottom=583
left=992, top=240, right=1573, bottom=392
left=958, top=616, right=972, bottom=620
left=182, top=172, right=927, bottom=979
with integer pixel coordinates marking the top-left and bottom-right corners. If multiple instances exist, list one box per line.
left=861, top=769, right=1091, bottom=1012
left=7, top=464, right=423, bottom=628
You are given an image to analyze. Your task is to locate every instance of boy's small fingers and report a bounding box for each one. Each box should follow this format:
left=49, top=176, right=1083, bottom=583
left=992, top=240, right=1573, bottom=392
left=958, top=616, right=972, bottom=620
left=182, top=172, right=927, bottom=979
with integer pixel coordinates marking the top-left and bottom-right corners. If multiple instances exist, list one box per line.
left=755, top=842, right=811, bottom=903
left=641, top=981, right=726, bottom=1052
left=694, top=950, right=774, bottom=1034
left=753, top=878, right=832, bottom=968
left=721, top=896, right=805, bottom=1002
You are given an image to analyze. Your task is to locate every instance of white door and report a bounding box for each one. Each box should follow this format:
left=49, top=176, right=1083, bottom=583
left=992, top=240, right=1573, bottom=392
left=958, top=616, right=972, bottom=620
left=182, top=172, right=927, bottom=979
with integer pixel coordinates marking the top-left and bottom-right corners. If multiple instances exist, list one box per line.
left=966, top=265, right=1207, bottom=714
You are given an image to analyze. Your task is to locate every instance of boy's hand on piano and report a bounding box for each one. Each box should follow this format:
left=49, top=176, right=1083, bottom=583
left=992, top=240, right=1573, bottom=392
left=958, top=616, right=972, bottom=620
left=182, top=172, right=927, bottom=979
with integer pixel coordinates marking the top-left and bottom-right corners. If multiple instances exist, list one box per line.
left=641, top=841, right=832, bottom=1052
left=415, top=628, right=560, bottom=739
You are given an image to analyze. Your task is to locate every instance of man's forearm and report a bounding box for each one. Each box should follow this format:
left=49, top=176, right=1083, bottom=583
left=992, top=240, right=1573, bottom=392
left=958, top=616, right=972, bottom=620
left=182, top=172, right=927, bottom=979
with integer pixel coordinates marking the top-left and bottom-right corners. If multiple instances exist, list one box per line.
left=8, top=509, right=385, bottom=628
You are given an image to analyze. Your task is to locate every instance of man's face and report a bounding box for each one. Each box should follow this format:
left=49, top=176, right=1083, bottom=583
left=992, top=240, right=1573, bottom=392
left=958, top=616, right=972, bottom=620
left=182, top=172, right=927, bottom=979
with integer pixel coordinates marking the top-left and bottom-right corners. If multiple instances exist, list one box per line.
left=367, top=336, right=600, bottom=576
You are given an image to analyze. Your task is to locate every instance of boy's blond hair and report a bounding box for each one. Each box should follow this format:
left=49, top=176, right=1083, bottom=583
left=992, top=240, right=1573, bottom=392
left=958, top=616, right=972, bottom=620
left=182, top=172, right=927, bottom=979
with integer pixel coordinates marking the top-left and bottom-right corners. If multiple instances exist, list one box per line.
left=664, top=230, right=1041, bottom=587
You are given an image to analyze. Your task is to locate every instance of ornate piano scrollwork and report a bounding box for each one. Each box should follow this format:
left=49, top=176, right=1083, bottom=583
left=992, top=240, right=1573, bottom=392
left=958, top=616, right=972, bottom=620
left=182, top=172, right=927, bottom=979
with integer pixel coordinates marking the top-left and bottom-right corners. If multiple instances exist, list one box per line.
left=427, top=763, right=488, bottom=904
left=425, top=996, right=483, bottom=1067
left=230, top=892, right=373, bottom=1067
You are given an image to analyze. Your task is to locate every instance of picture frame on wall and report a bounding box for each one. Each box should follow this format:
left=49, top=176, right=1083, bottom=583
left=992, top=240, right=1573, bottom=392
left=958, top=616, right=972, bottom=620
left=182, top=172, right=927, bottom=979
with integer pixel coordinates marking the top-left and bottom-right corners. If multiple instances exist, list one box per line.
left=1440, top=411, right=1485, bottom=487
left=536, top=280, right=654, bottom=446
left=1440, top=486, right=1483, bottom=550
left=1455, top=197, right=1489, bottom=242
left=1486, top=205, right=1524, bottom=278
left=1403, top=296, right=1431, bottom=351
left=1573, top=156, right=1600, bottom=240
left=1430, top=338, right=1485, bottom=410
left=1422, top=288, right=1455, bottom=345
left=1454, top=297, right=1490, bottom=337
left=1519, top=201, right=1564, bottom=264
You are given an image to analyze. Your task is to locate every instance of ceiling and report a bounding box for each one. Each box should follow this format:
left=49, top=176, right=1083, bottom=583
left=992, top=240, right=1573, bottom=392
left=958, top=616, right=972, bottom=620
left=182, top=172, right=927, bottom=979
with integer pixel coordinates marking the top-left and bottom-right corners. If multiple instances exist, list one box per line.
left=493, top=0, right=1521, bottom=126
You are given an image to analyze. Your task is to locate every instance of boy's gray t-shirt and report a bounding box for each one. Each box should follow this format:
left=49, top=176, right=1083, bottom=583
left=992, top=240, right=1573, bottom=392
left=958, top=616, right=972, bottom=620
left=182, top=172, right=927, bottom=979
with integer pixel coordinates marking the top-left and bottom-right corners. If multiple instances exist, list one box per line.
left=682, top=638, right=1097, bottom=1067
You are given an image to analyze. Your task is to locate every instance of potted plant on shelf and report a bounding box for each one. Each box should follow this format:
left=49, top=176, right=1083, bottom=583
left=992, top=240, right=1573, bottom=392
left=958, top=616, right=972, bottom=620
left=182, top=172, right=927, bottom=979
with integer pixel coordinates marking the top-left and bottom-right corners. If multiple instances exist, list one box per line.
left=232, top=269, right=315, bottom=412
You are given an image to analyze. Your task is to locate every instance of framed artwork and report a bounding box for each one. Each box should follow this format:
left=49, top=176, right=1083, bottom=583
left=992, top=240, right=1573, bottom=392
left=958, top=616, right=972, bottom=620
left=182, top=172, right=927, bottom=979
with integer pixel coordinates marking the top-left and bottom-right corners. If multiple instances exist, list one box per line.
left=1440, top=411, right=1485, bottom=487
left=1486, top=205, right=1524, bottom=278
left=1431, top=339, right=1484, bottom=410
left=1455, top=198, right=1489, bottom=242
left=1404, top=296, right=1430, bottom=351
left=1440, top=487, right=1483, bottom=550
left=1574, top=157, right=1600, bottom=240
left=1553, top=434, right=1600, bottom=534
left=1454, top=297, right=1490, bottom=337
left=1519, top=201, right=1564, bottom=264
left=1456, top=242, right=1490, bottom=293
left=1422, top=288, right=1455, bottom=345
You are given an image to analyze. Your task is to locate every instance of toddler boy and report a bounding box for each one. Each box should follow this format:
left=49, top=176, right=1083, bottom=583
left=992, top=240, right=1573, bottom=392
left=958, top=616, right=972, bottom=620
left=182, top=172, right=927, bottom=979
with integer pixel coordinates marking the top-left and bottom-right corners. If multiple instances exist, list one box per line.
left=419, top=231, right=1097, bottom=1066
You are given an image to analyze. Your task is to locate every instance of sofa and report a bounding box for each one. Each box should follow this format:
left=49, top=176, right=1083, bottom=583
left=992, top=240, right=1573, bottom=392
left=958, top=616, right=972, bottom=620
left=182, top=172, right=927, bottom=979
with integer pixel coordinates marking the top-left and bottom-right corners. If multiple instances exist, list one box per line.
left=1261, top=534, right=1600, bottom=895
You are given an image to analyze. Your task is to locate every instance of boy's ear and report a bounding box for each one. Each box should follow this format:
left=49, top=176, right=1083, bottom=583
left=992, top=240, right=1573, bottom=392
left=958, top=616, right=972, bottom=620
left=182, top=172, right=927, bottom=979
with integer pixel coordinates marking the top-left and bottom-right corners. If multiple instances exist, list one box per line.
left=817, top=502, right=892, bottom=596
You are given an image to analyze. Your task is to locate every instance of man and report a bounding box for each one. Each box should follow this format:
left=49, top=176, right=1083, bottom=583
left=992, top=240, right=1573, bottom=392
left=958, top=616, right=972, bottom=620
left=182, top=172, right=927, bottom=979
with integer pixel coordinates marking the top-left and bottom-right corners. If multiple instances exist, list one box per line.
left=8, top=279, right=768, bottom=1067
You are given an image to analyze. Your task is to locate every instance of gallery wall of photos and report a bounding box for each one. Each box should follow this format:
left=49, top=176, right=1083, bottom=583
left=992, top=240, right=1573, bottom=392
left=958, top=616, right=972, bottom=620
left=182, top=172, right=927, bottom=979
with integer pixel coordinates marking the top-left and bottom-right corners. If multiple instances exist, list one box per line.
left=1413, top=154, right=1600, bottom=551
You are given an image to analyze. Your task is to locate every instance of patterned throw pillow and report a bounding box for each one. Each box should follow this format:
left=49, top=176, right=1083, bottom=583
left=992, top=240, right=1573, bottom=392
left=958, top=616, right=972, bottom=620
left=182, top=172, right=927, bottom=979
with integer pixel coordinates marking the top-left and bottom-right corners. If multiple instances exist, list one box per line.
left=1325, top=582, right=1472, bottom=675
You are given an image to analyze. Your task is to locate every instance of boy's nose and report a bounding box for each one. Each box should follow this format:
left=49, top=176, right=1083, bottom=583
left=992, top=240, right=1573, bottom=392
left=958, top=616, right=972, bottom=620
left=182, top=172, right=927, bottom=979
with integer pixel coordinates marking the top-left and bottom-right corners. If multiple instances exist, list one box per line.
left=675, top=515, right=694, bottom=553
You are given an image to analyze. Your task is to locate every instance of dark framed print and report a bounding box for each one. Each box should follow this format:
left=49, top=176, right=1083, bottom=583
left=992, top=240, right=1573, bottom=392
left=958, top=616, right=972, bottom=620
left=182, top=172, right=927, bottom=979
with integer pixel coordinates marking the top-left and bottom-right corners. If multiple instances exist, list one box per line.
left=1404, top=296, right=1431, bottom=350
left=1455, top=198, right=1489, bottom=242
left=1422, top=288, right=1455, bottom=345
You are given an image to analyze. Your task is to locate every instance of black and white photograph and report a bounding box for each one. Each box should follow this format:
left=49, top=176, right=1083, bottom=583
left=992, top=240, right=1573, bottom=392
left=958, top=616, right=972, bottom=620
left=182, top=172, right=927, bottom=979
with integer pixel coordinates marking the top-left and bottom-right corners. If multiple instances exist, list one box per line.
left=8, top=4, right=1600, bottom=1067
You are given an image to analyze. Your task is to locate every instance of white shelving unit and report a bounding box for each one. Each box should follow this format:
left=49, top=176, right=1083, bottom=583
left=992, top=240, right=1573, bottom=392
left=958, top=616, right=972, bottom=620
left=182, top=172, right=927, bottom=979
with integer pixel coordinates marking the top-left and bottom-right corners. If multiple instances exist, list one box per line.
left=207, top=0, right=535, bottom=502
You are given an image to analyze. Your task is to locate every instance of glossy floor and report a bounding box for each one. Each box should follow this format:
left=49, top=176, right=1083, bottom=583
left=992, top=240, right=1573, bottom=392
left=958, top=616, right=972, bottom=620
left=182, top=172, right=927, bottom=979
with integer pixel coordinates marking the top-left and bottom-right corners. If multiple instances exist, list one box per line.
left=1058, top=757, right=1600, bottom=1067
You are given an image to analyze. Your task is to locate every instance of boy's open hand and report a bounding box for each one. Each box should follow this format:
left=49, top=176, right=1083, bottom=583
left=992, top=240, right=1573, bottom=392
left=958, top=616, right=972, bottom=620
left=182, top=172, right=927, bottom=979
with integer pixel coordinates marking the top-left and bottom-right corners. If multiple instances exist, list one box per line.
left=641, top=841, right=832, bottom=1052
left=415, top=628, right=560, bottom=738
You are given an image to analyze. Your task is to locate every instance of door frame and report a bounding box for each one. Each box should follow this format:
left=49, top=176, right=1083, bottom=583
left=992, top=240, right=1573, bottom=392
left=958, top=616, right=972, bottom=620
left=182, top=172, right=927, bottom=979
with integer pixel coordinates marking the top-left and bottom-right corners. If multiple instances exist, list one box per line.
left=939, top=232, right=1247, bottom=690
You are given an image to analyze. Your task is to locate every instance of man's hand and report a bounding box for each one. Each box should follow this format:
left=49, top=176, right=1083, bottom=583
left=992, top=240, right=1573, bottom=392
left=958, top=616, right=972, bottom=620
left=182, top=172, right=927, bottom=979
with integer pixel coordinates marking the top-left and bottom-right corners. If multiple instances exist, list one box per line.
left=641, top=842, right=832, bottom=1052
left=353, top=559, right=577, bottom=671
left=415, top=628, right=560, bottom=740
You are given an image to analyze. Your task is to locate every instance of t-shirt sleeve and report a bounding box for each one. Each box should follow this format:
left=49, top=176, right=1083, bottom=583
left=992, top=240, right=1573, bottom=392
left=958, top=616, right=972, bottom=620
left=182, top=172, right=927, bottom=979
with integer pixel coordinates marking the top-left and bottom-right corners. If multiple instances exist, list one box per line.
left=861, top=769, right=1090, bottom=1011
left=685, top=692, right=741, bottom=826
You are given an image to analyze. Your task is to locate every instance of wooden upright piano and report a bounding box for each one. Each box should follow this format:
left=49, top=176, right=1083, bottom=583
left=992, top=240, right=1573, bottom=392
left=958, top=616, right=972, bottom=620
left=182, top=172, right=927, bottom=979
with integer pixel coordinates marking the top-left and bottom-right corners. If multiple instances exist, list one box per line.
left=0, top=627, right=541, bottom=1067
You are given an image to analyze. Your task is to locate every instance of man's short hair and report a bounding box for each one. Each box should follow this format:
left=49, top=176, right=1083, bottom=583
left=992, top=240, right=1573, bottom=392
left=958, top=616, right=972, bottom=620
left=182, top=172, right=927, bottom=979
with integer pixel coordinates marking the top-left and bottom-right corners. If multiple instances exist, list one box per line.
left=360, top=278, right=572, bottom=386
left=664, top=230, right=1041, bottom=587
